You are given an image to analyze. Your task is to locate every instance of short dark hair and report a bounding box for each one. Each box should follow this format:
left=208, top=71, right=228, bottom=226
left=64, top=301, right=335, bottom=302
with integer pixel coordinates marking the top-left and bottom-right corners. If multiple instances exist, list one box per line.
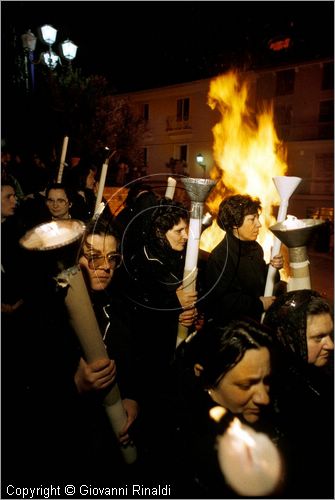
left=184, top=319, right=273, bottom=390
left=46, top=182, right=74, bottom=203
left=217, top=194, right=262, bottom=231
left=84, top=216, right=121, bottom=244
left=149, top=198, right=189, bottom=244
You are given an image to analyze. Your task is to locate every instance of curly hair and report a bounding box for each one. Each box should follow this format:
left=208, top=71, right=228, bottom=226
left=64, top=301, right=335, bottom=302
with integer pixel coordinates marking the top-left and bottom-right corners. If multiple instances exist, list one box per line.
left=217, top=194, right=262, bottom=231
left=148, top=198, right=189, bottom=248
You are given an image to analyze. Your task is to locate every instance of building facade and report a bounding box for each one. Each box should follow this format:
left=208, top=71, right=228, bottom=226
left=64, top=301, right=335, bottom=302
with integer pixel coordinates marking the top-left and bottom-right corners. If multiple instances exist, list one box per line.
left=119, top=58, right=333, bottom=220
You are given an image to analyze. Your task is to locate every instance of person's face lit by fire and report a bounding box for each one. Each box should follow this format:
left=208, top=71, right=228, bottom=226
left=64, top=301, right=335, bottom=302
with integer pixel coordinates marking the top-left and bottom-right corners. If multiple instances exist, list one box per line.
left=233, top=213, right=261, bottom=241
left=79, top=234, right=121, bottom=291
left=307, top=313, right=334, bottom=367
left=165, top=218, right=188, bottom=251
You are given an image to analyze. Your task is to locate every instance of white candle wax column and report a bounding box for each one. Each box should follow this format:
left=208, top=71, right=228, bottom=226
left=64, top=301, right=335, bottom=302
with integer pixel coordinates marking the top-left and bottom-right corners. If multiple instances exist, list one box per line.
left=176, top=202, right=203, bottom=346
left=94, top=161, right=109, bottom=215
left=57, top=265, right=137, bottom=464
left=217, top=418, right=282, bottom=497
left=165, top=177, right=177, bottom=200
left=57, top=136, right=69, bottom=183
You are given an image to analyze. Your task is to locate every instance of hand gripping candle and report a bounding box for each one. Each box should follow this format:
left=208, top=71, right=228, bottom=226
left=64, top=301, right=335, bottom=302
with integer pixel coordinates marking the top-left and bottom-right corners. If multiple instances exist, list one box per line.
left=176, top=178, right=216, bottom=346
left=19, top=219, right=137, bottom=465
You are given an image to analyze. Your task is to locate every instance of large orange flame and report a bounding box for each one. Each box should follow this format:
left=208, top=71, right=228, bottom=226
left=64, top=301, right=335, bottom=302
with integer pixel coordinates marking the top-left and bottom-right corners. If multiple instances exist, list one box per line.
left=200, top=70, right=288, bottom=261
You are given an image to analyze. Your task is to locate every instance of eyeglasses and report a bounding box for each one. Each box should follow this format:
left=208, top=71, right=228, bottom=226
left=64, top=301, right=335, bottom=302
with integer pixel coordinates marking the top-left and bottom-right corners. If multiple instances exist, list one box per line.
left=83, top=252, right=122, bottom=270
left=46, top=198, right=68, bottom=206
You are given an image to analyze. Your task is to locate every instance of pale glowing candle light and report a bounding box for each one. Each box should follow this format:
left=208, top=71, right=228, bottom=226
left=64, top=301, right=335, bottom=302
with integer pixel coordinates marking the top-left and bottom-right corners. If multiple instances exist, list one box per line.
left=217, top=417, right=282, bottom=497
left=281, top=215, right=306, bottom=230
left=165, top=176, right=177, bottom=199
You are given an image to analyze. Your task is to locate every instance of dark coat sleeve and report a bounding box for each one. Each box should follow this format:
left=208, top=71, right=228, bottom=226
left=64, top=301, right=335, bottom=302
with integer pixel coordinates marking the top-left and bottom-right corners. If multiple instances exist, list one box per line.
left=204, top=238, right=266, bottom=323
left=105, top=312, right=139, bottom=402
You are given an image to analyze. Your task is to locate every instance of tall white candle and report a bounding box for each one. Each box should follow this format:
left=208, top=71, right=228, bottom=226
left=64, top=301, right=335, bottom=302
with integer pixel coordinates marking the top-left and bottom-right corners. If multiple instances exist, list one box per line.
left=57, top=136, right=69, bottom=183
left=165, top=176, right=177, bottom=199
left=94, top=161, right=109, bottom=214
left=217, top=418, right=282, bottom=497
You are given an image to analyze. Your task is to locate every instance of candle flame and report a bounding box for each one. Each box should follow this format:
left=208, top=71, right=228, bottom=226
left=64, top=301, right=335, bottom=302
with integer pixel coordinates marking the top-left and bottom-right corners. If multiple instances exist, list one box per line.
left=228, top=417, right=256, bottom=448
left=209, top=405, right=227, bottom=422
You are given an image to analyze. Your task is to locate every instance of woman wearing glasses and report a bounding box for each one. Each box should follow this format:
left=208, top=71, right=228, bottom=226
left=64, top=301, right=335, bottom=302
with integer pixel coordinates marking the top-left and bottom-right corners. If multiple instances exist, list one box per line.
left=76, top=216, right=139, bottom=451
left=45, top=182, right=73, bottom=220
left=263, top=290, right=334, bottom=498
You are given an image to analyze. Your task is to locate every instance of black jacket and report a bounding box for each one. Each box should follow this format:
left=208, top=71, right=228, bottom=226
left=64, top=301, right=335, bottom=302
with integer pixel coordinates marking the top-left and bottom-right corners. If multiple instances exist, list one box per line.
left=204, top=230, right=271, bottom=324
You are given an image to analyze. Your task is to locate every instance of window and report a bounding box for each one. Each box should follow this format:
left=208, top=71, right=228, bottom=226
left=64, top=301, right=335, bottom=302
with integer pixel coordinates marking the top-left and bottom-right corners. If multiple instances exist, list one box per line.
left=274, top=104, right=293, bottom=125
left=311, top=154, right=334, bottom=195
left=275, top=69, right=295, bottom=96
left=318, top=100, right=334, bottom=123
left=177, top=98, right=190, bottom=121
left=321, top=62, right=334, bottom=90
left=180, top=145, right=188, bottom=162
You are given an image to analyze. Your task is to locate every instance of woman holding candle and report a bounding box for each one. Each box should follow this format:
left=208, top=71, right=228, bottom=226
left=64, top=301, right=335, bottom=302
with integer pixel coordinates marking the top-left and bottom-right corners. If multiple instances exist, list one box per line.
left=75, top=216, right=140, bottom=452
left=204, top=194, right=284, bottom=325
left=116, top=198, right=198, bottom=476
left=119, top=198, right=198, bottom=387
left=263, top=289, right=334, bottom=498
left=167, top=319, right=283, bottom=498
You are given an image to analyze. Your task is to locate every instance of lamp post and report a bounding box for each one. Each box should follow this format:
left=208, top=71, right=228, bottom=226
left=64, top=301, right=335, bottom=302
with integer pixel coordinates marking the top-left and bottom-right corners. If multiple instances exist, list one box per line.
left=39, top=24, right=78, bottom=70
left=196, top=153, right=207, bottom=173
left=21, top=24, right=78, bottom=88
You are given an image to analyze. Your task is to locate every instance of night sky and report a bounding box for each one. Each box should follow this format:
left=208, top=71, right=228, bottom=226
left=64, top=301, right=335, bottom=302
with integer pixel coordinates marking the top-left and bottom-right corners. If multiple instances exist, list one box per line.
left=2, top=1, right=334, bottom=92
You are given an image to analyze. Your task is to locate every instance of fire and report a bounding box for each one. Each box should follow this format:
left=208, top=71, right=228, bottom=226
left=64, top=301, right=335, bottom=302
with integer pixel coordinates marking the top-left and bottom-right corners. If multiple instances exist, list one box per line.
left=200, top=70, right=288, bottom=262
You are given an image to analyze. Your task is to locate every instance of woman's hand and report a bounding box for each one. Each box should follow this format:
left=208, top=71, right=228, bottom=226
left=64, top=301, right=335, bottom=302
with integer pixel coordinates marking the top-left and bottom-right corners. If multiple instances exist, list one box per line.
left=74, top=357, right=116, bottom=394
left=270, top=253, right=284, bottom=270
left=179, top=307, right=198, bottom=327
left=176, top=285, right=198, bottom=309
left=260, top=296, right=276, bottom=311
left=118, top=399, right=139, bottom=444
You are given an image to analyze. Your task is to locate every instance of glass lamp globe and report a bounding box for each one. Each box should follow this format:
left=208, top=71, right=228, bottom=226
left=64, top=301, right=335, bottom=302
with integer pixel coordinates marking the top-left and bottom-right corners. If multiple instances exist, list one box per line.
left=61, top=40, right=78, bottom=61
left=40, top=24, right=57, bottom=45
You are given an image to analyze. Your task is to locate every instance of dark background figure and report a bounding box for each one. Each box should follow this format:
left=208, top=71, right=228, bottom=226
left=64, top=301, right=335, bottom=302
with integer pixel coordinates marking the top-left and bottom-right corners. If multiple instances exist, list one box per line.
left=114, top=180, right=159, bottom=267
left=203, top=194, right=284, bottom=326
left=67, top=157, right=98, bottom=222
left=263, top=289, right=334, bottom=499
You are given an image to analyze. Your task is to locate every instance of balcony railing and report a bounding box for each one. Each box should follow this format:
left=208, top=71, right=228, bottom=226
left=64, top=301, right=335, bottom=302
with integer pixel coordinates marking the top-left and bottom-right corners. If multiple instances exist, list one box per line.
left=166, top=116, right=192, bottom=131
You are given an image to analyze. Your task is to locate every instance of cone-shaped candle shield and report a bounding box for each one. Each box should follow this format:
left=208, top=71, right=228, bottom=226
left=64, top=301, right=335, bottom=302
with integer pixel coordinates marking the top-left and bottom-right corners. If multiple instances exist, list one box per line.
left=270, top=218, right=325, bottom=248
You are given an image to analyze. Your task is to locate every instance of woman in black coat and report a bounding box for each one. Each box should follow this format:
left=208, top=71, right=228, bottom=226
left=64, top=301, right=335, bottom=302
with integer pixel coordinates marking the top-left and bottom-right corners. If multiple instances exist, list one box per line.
left=263, top=290, right=334, bottom=499
left=204, top=194, right=284, bottom=325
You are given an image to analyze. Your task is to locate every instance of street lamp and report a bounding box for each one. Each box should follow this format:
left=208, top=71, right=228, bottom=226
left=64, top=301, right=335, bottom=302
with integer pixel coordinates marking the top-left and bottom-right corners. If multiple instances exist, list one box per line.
left=21, top=24, right=78, bottom=72
left=39, top=24, right=78, bottom=69
left=196, top=152, right=206, bottom=170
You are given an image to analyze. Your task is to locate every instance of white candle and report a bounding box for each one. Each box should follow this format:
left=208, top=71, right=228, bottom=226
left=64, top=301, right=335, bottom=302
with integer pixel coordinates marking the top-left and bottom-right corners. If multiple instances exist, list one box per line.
left=281, top=215, right=306, bottom=230
left=57, top=136, right=69, bottom=183
left=94, top=161, right=109, bottom=214
left=165, top=176, right=177, bottom=199
left=217, top=418, right=282, bottom=497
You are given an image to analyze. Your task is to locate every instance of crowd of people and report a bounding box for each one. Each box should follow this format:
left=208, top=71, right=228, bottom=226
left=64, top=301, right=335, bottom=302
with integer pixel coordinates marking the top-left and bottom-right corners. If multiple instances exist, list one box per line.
left=1, top=151, right=334, bottom=499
